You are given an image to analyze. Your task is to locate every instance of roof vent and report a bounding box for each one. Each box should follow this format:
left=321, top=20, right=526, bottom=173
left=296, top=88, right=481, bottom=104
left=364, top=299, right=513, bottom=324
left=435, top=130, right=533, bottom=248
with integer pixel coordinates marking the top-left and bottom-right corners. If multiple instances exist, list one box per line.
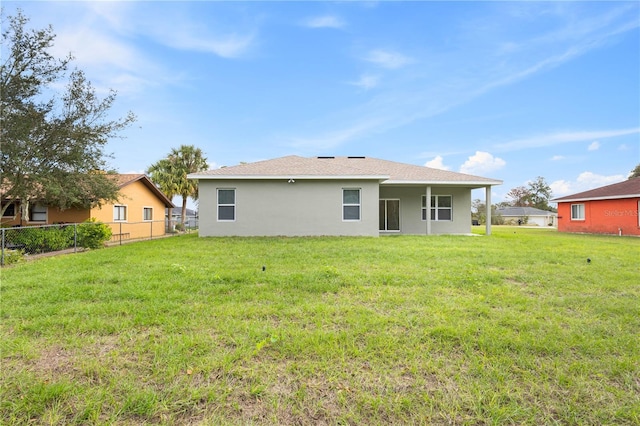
left=347, top=156, right=365, bottom=159
left=317, top=156, right=335, bottom=159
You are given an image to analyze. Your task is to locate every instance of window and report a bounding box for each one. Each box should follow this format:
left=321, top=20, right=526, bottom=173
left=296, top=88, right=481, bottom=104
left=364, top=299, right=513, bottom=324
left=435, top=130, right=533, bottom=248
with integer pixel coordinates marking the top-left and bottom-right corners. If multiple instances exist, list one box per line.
left=29, top=203, right=47, bottom=222
left=571, top=204, right=585, bottom=220
left=422, top=195, right=452, bottom=221
left=218, top=189, right=235, bottom=221
left=114, top=205, right=127, bottom=221
left=143, top=207, right=153, bottom=221
left=343, top=189, right=361, bottom=221
left=2, top=203, right=16, bottom=217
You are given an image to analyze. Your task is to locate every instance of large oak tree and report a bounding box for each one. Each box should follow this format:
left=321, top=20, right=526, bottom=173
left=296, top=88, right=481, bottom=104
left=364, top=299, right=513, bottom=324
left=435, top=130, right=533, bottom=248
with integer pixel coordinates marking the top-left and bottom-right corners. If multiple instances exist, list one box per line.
left=0, top=11, right=135, bottom=219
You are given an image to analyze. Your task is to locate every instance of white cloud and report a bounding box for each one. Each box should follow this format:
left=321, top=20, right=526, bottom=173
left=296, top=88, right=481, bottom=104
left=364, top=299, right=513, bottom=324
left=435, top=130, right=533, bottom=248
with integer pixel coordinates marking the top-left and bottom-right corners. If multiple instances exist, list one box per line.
left=365, top=49, right=413, bottom=69
left=349, top=74, right=380, bottom=90
left=550, top=171, right=626, bottom=196
left=551, top=155, right=565, bottom=161
left=459, top=151, right=506, bottom=175
left=425, top=156, right=451, bottom=171
left=588, top=141, right=601, bottom=151
left=304, top=15, right=345, bottom=29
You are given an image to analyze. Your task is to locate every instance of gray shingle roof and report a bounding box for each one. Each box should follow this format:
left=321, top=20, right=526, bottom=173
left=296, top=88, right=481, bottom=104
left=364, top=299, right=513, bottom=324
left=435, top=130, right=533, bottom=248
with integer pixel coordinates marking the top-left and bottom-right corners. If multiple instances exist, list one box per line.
left=552, top=177, right=640, bottom=202
left=496, top=207, right=557, bottom=217
left=189, top=155, right=502, bottom=186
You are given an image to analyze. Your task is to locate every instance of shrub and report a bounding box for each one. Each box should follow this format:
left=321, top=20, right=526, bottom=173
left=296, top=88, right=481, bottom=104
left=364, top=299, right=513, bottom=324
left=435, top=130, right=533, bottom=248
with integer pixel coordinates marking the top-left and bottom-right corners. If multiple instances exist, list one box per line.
left=6, top=226, right=72, bottom=254
left=2, top=249, right=24, bottom=265
left=42, top=226, right=75, bottom=251
left=77, top=219, right=112, bottom=249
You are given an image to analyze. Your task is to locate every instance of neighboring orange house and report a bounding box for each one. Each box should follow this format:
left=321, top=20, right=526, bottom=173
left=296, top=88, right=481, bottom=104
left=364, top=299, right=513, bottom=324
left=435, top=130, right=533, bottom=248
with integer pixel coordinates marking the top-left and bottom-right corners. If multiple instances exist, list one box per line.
left=552, top=177, right=640, bottom=236
left=1, top=174, right=175, bottom=240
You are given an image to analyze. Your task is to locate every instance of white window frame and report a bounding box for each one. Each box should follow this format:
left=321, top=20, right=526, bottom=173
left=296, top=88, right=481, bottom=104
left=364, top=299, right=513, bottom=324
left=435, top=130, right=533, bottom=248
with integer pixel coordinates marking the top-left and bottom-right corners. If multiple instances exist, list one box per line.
left=422, top=195, right=452, bottom=221
left=342, top=188, right=361, bottom=221
left=217, top=188, right=236, bottom=222
left=571, top=203, right=585, bottom=221
left=29, top=202, right=47, bottom=222
left=143, top=207, right=153, bottom=221
left=114, top=204, right=127, bottom=222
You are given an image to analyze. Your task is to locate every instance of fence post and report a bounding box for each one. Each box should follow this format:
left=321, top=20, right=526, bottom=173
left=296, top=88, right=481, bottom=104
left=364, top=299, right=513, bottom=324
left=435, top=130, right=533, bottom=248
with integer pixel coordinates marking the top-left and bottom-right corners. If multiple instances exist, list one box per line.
left=74, top=223, right=78, bottom=253
left=119, top=222, right=123, bottom=245
left=1, top=228, right=5, bottom=266
left=150, top=221, right=153, bottom=240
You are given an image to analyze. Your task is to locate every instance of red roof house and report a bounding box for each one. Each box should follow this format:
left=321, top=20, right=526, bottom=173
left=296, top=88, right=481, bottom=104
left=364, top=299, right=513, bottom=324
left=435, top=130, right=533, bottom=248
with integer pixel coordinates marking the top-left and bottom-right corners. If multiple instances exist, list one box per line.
left=552, top=177, right=640, bottom=236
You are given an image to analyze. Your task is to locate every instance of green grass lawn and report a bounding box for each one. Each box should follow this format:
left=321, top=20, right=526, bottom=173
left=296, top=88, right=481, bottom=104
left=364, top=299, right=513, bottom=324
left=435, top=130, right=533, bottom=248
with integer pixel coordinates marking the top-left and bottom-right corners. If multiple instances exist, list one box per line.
left=1, top=227, right=639, bottom=425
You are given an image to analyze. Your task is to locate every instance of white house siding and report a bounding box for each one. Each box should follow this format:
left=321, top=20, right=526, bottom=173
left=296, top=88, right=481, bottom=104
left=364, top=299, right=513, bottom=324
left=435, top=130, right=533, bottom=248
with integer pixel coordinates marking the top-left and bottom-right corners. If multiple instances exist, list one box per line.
left=198, top=179, right=380, bottom=237
left=379, top=186, right=472, bottom=235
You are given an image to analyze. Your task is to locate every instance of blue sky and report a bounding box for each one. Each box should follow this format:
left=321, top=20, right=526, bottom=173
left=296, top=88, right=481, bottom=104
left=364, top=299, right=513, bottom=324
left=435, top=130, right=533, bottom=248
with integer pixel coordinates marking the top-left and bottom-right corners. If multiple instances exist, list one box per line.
left=5, top=1, right=640, bottom=207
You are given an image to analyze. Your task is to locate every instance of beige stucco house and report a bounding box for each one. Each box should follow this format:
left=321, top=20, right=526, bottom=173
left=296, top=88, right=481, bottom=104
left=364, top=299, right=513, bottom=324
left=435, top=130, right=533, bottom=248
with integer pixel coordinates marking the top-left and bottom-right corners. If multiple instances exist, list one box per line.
left=189, top=156, right=502, bottom=237
left=1, top=174, right=175, bottom=240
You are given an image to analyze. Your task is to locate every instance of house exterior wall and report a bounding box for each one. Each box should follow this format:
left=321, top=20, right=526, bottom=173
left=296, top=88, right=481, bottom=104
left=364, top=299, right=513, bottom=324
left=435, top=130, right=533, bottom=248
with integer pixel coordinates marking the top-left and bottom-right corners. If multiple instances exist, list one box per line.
left=0, top=203, right=90, bottom=226
left=198, top=180, right=473, bottom=237
left=198, top=179, right=380, bottom=236
left=501, top=215, right=556, bottom=227
left=48, top=207, right=91, bottom=224
left=90, top=180, right=169, bottom=239
left=379, top=186, right=472, bottom=235
left=557, top=198, right=640, bottom=236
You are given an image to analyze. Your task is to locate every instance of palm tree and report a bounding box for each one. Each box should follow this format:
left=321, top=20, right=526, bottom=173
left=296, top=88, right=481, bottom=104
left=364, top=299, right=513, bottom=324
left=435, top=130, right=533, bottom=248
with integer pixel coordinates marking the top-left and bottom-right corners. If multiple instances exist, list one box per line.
left=147, top=145, right=208, bottom=227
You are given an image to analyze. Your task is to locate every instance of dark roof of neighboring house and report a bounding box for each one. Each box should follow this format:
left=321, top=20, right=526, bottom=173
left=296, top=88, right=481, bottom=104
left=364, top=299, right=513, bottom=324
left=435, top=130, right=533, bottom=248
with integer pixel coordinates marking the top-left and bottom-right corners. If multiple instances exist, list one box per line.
left=496, top=207, right=557, bottom=217
left=189, top=155, right=502, bottom=187
left=115, top=174, right=175, bottom=208
left=167, top=208, right=197, bottom=216
left=551, top=177, right=640, bottom=202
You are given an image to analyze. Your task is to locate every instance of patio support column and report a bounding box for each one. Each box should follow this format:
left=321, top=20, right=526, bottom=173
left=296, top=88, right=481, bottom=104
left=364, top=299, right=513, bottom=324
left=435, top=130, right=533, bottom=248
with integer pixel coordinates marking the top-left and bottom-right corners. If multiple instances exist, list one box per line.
left=426, top=186, right=432, bottom=235
left=485, top=185, right=492, bottom=236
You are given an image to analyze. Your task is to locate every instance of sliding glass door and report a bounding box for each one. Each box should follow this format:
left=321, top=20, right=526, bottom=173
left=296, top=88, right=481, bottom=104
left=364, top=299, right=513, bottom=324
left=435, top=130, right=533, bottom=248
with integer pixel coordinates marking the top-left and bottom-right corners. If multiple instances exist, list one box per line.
left=379, top=199, right=400, bottom=232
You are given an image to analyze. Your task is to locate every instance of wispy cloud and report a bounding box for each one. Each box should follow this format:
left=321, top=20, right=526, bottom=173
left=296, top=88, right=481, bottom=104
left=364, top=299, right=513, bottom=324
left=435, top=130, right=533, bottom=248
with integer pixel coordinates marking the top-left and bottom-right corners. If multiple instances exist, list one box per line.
left=292, top=4, right=637, bottom=151
left=349, top=74, right=380, bottom=90
left=551, top=155, right=565, bottom=161
left=303, top=15, right=345, bottom=29
left=364, top=49, right=413, bottom=69
left=495, top=128, right=640, bottom=152
left=289, top=119, right=385, bottom=151
left=162, top=32, right=255, bottom=58
left=459, top=151, right=506, bottom=175
left=587, top=141, right=601, bottom=151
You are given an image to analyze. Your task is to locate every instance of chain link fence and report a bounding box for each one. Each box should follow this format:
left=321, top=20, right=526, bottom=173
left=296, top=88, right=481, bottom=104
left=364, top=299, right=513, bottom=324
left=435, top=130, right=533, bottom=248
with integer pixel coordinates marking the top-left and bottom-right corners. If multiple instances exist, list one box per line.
left=1, top=219, right=197, bottom=265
